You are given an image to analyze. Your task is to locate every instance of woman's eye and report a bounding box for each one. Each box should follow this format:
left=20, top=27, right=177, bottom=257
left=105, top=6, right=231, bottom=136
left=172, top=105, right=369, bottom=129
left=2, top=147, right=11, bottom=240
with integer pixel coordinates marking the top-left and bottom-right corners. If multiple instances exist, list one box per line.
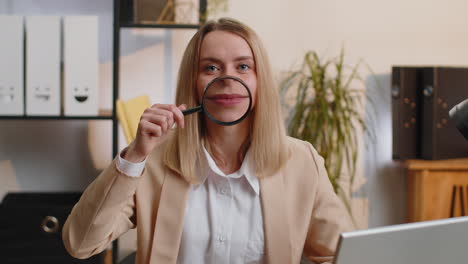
left=239, top=64, right=250, bottom=71
left=204, top=65, right=219, bottom=72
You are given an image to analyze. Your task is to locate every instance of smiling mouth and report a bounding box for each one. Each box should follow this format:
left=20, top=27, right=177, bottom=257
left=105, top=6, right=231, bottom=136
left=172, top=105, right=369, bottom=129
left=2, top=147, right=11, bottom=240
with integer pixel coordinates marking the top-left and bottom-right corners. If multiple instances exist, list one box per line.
left=35, top=95, right=50, bottom=101
left=0, top=95, right=14, bottom=103
left=206, top=94, right=248, bottom=106
left=75, top=96, right=89, bottom=103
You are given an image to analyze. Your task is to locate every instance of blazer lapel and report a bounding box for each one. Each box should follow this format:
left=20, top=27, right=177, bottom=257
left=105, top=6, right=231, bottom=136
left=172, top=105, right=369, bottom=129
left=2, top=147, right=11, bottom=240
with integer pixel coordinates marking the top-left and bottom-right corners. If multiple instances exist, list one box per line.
left=149, top=170, right=190, bottom=264
left=260, top=171, right=292, bottom=264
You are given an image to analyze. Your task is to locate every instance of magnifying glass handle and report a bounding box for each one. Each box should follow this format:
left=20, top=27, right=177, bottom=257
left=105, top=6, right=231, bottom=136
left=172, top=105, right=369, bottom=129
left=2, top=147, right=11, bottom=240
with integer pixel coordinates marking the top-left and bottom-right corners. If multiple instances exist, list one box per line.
left=182, top=105, right=202, bottom=116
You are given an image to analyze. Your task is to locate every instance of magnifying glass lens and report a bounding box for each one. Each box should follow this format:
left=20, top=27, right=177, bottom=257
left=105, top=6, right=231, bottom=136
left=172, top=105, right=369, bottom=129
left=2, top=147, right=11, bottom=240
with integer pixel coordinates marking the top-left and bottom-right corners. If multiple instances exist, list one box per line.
left=203, top=77, right=251, bottom=125
left=182, top=76, right=252, bottom=126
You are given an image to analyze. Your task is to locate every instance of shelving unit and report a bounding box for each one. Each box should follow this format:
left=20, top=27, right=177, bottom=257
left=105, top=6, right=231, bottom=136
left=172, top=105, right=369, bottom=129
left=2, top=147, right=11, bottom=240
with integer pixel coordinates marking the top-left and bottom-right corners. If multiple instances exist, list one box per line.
left=0, top=4, right=116, bottom=264
left=0, top=13, right=116, bottom=264
left=111, top=0, right=206, bottom=263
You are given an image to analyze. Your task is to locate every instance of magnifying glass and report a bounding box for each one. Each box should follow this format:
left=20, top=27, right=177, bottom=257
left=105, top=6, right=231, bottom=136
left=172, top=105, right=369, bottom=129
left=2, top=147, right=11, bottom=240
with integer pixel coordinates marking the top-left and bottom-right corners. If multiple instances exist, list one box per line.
left=182, top=76, right=253, bottom=126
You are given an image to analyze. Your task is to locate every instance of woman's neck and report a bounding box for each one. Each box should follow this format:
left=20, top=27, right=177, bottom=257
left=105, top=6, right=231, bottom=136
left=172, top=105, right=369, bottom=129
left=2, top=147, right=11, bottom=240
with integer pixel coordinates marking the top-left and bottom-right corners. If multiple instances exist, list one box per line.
left=205, top=118, right=251, bottom=174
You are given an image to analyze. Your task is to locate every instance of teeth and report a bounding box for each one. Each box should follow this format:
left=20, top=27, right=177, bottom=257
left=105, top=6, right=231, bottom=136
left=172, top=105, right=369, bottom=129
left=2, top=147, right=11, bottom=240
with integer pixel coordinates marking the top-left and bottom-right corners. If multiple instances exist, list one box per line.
left=0, top=95, right=14, bottom=103
left=35, top=95, right=50, bottom=102
left=74, top=96, right=88, bottom=103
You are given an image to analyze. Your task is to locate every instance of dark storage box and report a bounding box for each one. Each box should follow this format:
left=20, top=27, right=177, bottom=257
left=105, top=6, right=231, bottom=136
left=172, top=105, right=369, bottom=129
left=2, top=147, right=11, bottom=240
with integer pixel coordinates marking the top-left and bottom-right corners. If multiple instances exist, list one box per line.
left=0, top=192, right=106, bottom=264
left=392, top=66, right=468, bottom=160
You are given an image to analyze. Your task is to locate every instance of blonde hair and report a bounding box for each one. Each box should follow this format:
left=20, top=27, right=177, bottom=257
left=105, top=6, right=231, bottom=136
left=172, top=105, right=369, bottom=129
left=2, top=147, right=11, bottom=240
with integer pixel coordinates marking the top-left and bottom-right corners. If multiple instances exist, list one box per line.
left=163, top=17, right=290, bottom=183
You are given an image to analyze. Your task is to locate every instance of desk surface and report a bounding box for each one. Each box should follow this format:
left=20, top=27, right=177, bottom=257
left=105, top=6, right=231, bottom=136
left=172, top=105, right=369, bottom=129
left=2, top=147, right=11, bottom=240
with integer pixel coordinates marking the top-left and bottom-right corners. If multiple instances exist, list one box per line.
left=404, top=158, right=468, bottom=170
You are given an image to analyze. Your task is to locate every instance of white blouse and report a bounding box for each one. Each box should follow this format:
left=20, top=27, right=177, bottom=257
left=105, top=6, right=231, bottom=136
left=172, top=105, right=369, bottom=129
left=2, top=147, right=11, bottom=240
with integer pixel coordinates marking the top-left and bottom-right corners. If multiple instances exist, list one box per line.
left=117, top=146, right=265, bottom=264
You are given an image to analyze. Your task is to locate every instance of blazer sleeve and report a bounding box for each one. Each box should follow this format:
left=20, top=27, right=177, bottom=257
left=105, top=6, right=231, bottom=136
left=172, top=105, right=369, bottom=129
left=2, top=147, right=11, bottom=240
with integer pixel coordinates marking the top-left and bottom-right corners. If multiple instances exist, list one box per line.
left=62, top=158, right=141, bottom=259
left=303, top=143, right=354, bottom=264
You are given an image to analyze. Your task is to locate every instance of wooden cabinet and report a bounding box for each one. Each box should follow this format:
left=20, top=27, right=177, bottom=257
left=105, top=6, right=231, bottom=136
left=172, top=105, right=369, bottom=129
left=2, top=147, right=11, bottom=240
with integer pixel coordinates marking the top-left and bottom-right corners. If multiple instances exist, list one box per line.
left=406, top=158, right=468, bottom=222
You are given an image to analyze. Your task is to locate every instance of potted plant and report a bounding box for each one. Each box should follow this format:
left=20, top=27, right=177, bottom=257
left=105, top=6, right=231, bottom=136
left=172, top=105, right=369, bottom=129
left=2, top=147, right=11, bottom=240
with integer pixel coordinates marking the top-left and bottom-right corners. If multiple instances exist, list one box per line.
left=280, top=49, right=375, bottom=223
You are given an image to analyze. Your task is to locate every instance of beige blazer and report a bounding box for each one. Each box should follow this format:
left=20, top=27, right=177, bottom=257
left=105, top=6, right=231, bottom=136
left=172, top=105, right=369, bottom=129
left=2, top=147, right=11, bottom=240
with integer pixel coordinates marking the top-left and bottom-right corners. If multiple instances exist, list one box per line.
left=63, top=137, right=353, bottom=264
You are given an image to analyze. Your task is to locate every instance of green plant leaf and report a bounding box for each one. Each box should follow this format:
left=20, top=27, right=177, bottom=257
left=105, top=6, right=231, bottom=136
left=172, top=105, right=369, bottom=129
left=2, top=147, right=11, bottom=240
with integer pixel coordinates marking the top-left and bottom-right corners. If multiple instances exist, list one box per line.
left=280, top=48, right=377, bottom=224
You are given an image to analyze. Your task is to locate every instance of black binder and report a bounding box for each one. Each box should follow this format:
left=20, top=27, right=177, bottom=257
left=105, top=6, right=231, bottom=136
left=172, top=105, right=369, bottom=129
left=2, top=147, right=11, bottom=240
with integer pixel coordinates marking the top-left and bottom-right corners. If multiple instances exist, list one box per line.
left=421, top=67, right=468, bottom=160
left=392, top=66, right=423, bottom=160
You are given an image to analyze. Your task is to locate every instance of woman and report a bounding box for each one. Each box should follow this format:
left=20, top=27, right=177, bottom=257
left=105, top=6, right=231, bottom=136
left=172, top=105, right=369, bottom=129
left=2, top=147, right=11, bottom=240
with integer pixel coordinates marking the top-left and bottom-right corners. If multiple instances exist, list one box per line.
left=63, top=18, right=352, bottom=264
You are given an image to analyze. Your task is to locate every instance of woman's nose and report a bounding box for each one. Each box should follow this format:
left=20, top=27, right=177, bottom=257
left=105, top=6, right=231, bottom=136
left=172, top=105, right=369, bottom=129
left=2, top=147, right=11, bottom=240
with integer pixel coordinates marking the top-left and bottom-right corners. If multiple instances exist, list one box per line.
left=221, top=77, right=236, bottom=86
left=222, top=66, right=239, bottom=78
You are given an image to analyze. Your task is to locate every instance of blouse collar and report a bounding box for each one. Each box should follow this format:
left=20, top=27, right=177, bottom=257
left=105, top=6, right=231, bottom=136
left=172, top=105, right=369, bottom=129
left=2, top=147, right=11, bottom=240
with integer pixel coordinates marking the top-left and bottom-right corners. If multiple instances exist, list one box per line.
left=199, top=144, right=260, bottom=195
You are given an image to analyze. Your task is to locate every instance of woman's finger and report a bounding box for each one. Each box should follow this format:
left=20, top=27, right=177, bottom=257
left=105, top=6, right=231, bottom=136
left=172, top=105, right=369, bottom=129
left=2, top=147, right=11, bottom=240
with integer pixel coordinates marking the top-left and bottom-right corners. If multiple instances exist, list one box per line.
left=146, top=104, right=185, bottom=129
left=153, top=104, right=186, bottom=129
left=139, top=119, right=162, bottom=137
left=172, top=104, right=186, bottom=128
left=144, top=108, right=175, bottom=127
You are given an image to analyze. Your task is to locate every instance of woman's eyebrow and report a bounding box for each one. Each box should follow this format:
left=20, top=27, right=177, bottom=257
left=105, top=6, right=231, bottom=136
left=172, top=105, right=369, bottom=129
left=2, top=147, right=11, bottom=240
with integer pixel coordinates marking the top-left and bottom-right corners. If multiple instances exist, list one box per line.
left=200, top=56, right=253, bottom=63
left=233, top=56, right=253, bottom=61
left=200, top=57, right=222, bottom=63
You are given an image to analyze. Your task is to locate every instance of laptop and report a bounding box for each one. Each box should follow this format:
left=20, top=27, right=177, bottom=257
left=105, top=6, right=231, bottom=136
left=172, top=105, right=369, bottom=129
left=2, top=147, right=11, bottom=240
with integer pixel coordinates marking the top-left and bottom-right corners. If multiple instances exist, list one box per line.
left=334, top=216, right=468, bottom=264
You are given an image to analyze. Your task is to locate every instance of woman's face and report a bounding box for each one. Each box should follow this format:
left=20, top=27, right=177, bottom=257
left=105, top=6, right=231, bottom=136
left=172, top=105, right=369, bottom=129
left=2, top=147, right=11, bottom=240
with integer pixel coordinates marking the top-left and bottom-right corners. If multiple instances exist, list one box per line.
left=197, top=30, right=257, bottom=123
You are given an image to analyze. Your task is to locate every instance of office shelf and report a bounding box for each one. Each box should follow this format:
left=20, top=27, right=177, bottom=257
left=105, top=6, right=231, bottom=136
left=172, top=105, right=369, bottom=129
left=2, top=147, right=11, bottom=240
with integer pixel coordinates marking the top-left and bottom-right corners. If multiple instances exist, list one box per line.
left=0, top=110, right=114, bottom=120
left=120, top=23, right=201, bottom=29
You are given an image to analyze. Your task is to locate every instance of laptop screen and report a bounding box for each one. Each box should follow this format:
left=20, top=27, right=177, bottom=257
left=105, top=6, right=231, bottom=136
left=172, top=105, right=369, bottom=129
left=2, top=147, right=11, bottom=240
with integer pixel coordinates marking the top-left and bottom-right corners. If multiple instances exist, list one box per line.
left=334, top=216, right=468, bottom=264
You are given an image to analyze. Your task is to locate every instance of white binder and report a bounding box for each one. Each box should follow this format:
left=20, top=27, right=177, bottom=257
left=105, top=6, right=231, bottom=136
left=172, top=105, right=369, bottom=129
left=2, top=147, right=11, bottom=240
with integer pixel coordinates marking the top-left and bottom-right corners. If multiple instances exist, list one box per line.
left=0, top=16, right=24, bottom=116
left=26, top=16, right=61, bottom=116
left=63, top=16, right=99, bottom=116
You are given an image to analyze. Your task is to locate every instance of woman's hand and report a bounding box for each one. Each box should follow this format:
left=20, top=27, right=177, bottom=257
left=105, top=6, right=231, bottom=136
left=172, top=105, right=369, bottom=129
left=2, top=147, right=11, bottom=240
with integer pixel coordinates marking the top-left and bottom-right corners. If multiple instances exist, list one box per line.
left=123, top=104, right=186, bottom=162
